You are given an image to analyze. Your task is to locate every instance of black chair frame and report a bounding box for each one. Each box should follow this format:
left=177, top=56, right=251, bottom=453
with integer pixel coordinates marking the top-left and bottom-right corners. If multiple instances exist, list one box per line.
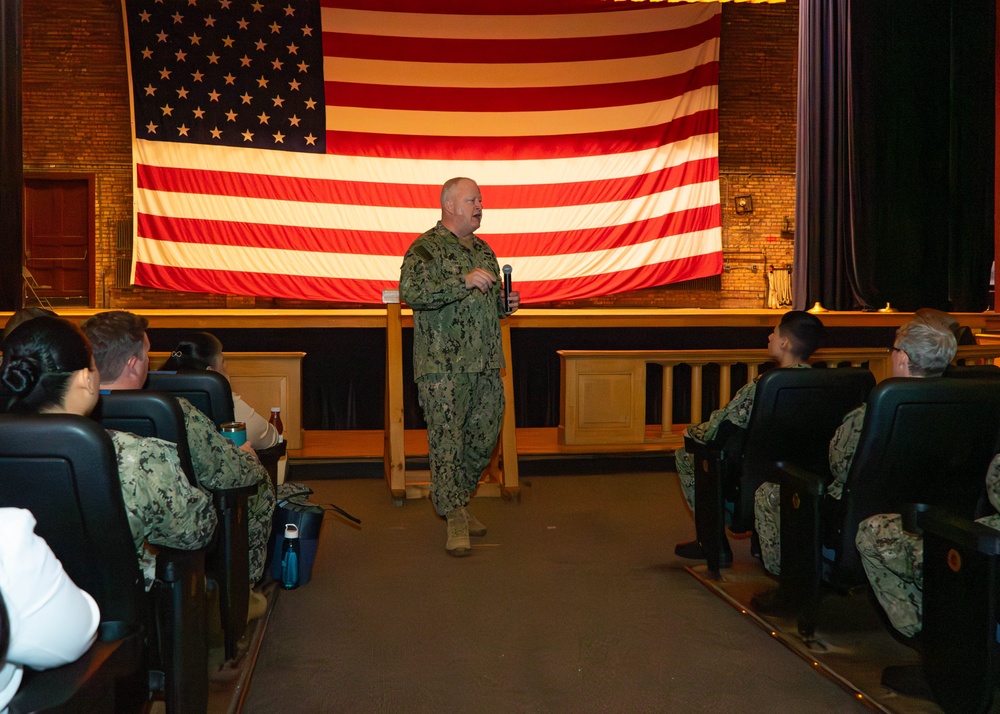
left=0, top=414, right=207, bottom=714
left=95, top=388, right=251, bottom=661
left=688, top=367, right=875, bottom=575
left=776, top=377, right=1000, bottom=638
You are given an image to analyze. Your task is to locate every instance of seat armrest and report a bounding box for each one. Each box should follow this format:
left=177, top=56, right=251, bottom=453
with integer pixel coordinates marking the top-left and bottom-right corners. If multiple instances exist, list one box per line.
left=209, top=482, right=257, bottom=498
left=896, top=502, right=929, bottom=534
left=919, top=507, right=1000, bottom=556
left=255, top=442, right=286, bottom=490
left=9, top=638, right=143, bottom=714
left=153, top=546, right=209, bottom=714
left=774, top=460, right=827, bottom=631
left=777, top=460, right=826, bottom=498
left=683, top=435, right=708, bottom=457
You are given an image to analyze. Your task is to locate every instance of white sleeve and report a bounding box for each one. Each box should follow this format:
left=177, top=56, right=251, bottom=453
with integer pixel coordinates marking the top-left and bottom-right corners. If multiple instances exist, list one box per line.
left=0, top=509, right=100, bottom=671
left=233, top=393, right=279, bottom=450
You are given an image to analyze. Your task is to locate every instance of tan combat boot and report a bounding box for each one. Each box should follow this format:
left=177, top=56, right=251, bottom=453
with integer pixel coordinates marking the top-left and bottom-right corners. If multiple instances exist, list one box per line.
left=445, top=508, right=470, bottom=556
left=462, top=506, right=487, bottom=537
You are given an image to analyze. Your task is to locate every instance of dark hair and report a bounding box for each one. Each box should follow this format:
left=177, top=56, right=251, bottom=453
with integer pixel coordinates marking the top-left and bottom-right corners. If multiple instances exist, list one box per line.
left=80, top=311, right=148, bottom=382
left=160, top=332, right=223, bottom=371
left=0, top=317, right=93, bottom=414
left=778, top=310, right=824, bottom=360
left=3, top=307, right=57, bottom=342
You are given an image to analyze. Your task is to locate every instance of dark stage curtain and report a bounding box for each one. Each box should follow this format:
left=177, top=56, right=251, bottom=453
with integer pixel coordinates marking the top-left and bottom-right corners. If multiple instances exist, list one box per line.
left=0, top=0, right=23, bottom=311
left=795, top=0, right=995, bottom=312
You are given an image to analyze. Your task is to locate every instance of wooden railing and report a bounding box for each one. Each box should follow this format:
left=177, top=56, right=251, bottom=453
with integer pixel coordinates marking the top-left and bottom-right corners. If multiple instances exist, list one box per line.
left=558, top=344, right=1000, bottom=449
left=383, top=297, right=519, bottom=503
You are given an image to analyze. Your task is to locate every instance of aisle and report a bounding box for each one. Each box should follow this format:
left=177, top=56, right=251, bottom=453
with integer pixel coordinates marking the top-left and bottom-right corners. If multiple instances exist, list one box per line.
left=242, top=469, right=865, bottom=713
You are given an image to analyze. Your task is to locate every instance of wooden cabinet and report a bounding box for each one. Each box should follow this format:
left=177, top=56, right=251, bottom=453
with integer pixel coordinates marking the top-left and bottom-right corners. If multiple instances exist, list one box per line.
left=150, top=352, right=305, bottom=449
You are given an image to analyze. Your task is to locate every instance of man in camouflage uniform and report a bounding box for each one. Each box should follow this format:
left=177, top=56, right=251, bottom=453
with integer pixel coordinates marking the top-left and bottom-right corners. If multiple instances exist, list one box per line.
left=399, top=177, right=520, bottom=556
left=673, top=310, right=824, bottom=564
left=83, top=311, right=276, bottom=584
left=754, top=319, right=957, bottom=575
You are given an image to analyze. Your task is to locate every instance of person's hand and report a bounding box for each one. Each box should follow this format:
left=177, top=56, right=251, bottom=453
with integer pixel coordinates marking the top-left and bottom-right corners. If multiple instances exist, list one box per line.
left=465, top=267, right=496, bottom=294
left=239, top=442, right=258, bottom=459
left=506, top=290, right=521, bottom=314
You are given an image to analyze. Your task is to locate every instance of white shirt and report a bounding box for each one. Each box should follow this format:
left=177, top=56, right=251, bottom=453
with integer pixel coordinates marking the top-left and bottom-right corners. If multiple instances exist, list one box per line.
left=233, top=393, right=279, bottom=450
left=0, top=509, right=100, bottom=712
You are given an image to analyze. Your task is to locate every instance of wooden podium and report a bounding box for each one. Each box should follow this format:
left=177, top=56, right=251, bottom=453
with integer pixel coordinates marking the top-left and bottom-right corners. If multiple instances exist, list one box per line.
left=383, top=292, right=518, bottom=505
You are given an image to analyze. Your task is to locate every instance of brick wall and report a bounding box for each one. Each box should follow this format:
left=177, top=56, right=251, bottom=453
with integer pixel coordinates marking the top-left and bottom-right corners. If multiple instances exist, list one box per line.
left=21, top=0, right=799, bottom=310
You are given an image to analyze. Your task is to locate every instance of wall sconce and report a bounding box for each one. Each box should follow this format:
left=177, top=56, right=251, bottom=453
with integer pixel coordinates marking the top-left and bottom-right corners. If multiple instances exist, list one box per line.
left=734, top=195, right=754, bottom=215
left=781, top=215, right=794, bottom=240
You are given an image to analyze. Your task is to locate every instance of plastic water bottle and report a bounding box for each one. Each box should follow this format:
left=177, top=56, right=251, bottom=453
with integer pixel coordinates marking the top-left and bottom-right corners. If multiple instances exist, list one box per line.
left=280, top=523, right=299, bottom=590
left=269, top=407, right=284, bottom=444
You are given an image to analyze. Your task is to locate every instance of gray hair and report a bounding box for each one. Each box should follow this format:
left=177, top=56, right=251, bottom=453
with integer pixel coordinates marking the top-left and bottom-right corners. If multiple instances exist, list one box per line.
left=895, top=320, right=957, bottom=377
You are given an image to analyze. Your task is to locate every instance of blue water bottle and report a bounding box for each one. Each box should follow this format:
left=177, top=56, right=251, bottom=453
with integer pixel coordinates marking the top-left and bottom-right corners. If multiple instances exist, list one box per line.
left=280, top=523, right=300, bottom=590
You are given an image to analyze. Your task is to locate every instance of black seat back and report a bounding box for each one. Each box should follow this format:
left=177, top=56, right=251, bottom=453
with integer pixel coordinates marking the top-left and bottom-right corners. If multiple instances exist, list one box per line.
left=944, top=363, right=1000, bottom=379
left=730, top=367, right=874, bottom=531
left=828, top=377, right=1000, bottom=588
left=146, top=370, right=235, bottom=427
left=0, top=414, right=144, bottom=642
left=92, top=390, right=197, bottom=484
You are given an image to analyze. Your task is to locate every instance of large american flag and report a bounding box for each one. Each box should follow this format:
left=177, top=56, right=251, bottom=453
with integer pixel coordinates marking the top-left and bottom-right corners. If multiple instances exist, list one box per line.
left=123, top=0, right=722, bottom=304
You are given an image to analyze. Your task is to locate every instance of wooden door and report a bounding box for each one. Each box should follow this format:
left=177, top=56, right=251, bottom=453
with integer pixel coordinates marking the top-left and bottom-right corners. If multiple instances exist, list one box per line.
left=23, top=175, right=95, bottom=306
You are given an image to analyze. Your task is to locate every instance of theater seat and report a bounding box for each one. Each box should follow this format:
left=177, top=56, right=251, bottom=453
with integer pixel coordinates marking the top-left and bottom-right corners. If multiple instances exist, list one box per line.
left=917, top=506, right=1000, bottom=714
left=145, top=370, right=235, bottom=428
left=687, top=367, right=874, bottom=574
left=775, top=377, right=1000, bottom=638
left=94, top=389, right=251, bottom=662
left=0, top=414, right=208, bottom=714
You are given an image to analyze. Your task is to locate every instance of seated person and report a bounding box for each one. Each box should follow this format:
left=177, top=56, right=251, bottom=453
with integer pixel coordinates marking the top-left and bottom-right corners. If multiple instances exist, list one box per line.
left=914, top=307, right=978, bottom=347
left=856, top=455, right=1000, bottom=639
left=2, top=307, right=56, bottom=349
left=754, top=319, right=958, bottom=575
left=0, top=317, right=216, bottom=590
left=159, top=332, right=279, bottom=450
left=0, top=508, right=100, bottom=711
left=81, top=311, right=275, bottom=585
left=674, top=310, right=824, bottom=562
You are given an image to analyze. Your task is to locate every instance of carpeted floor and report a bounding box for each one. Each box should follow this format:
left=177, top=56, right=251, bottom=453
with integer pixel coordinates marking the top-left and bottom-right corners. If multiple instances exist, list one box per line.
left=239, top=464, right=936, bottom=713
left=684, top=563, right=942, bottom=714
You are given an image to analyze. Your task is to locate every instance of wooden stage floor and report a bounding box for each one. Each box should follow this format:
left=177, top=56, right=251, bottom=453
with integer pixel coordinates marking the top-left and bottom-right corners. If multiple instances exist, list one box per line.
left=291, top=425, right=682, bottom=461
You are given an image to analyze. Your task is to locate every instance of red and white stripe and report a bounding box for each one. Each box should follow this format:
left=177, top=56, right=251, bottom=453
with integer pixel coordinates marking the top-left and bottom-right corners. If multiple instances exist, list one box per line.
left=132, top=0, right=722, bottom=303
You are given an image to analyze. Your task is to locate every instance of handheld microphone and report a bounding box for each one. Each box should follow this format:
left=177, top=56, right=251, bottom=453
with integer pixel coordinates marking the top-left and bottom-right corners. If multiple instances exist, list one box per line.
left=502, top=264, right=512, bottom=313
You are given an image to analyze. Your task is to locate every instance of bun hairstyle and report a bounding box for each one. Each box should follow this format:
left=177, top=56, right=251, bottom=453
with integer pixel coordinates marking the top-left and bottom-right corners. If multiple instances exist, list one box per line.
left=0, top=317, right=93, bottom=414
left=160, top=332, right=223, bottom=372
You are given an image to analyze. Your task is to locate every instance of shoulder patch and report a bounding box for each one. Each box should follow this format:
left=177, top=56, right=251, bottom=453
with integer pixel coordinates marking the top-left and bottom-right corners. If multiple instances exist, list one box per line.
left=413, top=245, right=434, bottom=262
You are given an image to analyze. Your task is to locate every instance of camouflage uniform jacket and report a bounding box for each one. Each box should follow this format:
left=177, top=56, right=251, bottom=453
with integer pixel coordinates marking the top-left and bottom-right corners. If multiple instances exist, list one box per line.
left=399, top=222, right=506, bottom=381
left=108, top=430, right=218, bottom=588
left=177, top=397, right=267, bottom=490
left=827, top=404, right=867, bottom=499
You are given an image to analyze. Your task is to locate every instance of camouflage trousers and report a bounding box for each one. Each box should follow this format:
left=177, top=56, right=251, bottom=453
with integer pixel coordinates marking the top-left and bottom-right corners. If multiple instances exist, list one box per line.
left=417, top=371, right=504, bottom=517
left=855, top=513, right=923, bottom=638
left=754, top=481, right=781, bottom=575
left=675, top=447, right=696, bottom=513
